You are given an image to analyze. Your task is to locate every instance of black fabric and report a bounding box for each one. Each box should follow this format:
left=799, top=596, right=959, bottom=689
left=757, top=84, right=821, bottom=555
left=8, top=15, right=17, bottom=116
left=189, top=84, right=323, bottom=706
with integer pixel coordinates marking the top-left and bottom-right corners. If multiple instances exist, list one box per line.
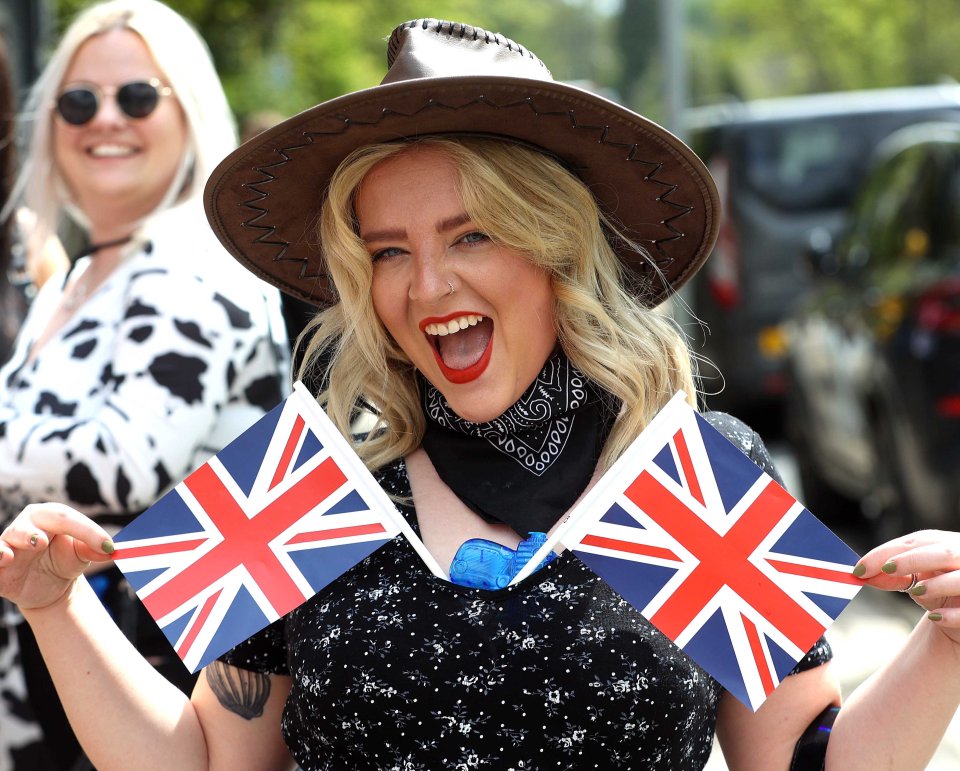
left=221, top=442, right=834, bottom=771
left=702, top=411, right=788, bottom=488
left=69, top=234, right=135, bottom=262
left=15, top=624, right=85, bottom=770
left=420, top=350, right=619, bottom=537
left=790, top=705, right=840, bottom=770
left=16, top=567, right=198, bottom=771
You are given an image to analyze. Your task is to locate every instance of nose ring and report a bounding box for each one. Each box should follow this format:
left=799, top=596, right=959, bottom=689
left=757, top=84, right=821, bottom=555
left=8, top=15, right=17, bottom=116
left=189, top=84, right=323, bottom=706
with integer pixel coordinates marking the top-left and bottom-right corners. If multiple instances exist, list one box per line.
left=447, top=280, right=455, bottom=296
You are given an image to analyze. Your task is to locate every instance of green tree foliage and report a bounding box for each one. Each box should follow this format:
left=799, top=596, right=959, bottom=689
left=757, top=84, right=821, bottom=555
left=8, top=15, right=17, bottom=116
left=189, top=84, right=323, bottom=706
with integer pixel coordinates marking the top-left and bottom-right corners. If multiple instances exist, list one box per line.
left=54, top=0, right=614, bottom=127
left=689, top=0, right=960, bottom=104
left=51, top=0, right=960, bottom=122
left=243, top=0, right=617, bottom=120
left=616, top=0, right=659, bottom=104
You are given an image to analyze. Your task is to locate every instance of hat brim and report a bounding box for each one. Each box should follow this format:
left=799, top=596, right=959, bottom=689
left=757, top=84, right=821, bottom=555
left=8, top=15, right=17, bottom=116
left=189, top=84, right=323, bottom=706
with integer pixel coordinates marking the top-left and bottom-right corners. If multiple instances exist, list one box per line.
left=203, top=75, right=719, bottom=308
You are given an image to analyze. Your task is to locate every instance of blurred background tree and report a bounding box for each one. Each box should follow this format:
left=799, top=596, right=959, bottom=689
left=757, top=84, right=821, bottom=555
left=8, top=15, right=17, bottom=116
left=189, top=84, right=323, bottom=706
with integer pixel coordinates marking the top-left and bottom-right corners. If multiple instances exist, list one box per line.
left=693, top=0, right=960, bottom=102
left=43, top=0, right=960, bottom=129
left=51, top=0, right=617, bottom=124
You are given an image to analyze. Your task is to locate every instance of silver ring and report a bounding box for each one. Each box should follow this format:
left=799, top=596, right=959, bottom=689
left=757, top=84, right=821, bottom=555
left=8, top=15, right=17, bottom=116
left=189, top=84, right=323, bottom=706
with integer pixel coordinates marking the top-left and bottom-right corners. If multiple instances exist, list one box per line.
left=447, top=280, right=455, bottom=296
left=899, top=572, right=920, bottom=593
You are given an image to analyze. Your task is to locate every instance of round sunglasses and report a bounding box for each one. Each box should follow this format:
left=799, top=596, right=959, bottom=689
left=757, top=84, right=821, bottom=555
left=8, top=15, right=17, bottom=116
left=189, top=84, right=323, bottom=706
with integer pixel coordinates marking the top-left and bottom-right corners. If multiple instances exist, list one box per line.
left=54, top=78, right=174, bottom=126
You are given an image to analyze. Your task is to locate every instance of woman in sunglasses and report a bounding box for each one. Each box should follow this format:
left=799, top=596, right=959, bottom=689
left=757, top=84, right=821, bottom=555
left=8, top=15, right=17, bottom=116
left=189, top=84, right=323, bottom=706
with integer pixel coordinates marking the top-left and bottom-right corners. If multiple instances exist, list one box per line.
left=0, top=1, right=288, bottom=768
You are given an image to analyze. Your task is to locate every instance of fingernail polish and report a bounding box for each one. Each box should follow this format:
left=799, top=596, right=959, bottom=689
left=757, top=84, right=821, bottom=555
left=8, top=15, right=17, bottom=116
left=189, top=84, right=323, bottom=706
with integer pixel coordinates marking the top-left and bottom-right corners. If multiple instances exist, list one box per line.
left=881, top=560, right=897, bottom=574
left=101, top=540, right=115, bottom=555
left=928, top=612, right=943, bottom=622
left=852, top=563, right=866, bottom=577
left=910, top=584, right=927, bottom=596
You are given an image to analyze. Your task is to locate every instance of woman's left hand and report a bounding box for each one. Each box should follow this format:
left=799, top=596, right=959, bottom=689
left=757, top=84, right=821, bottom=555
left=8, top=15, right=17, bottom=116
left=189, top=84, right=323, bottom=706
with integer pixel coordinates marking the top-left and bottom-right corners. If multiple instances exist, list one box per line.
left=855, top=529, right=960, bottom=644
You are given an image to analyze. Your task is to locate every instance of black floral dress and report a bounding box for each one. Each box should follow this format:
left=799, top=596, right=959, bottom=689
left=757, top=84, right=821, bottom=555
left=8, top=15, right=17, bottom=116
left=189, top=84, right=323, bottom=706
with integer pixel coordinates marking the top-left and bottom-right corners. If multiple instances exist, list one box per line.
left=222, top=413, right=832, bottom=770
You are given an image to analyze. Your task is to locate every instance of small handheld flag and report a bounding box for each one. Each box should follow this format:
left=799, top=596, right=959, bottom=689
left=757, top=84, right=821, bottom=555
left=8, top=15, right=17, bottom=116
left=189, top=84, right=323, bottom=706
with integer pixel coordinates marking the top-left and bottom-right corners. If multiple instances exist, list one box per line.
left=513, top=392, right=862, bottom=711
left=112, top=382, right=444, bottom=673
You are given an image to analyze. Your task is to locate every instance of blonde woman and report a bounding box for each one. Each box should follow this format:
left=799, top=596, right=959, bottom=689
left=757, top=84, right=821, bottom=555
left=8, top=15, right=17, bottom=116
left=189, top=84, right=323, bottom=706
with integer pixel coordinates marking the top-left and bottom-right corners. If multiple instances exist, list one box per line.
left=0, top=1, right=288, bottom=767
left=1, top=18, right=959, bottom=771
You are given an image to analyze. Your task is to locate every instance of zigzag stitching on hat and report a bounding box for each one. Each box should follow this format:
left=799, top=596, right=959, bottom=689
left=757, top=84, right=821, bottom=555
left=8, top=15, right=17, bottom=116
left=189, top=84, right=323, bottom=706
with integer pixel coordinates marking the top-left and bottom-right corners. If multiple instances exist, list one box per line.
left=610, top=142, right=695, bottom=272
left=239, top=137, right=323, bottom=281
left=236, top=96, right=699, bottom=283
left=506, top=109, right=693, bottom=275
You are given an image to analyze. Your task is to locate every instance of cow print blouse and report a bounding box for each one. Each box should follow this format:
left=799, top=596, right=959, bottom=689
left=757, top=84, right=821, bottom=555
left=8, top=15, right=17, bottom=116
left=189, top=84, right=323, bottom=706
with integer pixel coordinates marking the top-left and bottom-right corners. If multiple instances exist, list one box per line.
left=0, top=210, right=292, bottom=769
left=221, top=412, right=832, bottom=770
left=0, top=219, right=290, bottom=525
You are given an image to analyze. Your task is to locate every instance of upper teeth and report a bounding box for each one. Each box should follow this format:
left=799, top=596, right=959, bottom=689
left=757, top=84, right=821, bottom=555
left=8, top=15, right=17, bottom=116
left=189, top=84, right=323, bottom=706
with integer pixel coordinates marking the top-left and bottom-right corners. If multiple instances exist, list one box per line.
left=90, top=145, right=135, bottom=157
left=424, top=314, right=484, bottom=336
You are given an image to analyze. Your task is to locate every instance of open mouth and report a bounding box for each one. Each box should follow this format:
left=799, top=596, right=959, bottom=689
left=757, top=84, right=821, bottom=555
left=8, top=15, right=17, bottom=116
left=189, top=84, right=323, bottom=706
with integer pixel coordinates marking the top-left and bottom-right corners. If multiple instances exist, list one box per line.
left=421, top=313, right=494, bottom=384
left=88, top=144, right=138, bottom=158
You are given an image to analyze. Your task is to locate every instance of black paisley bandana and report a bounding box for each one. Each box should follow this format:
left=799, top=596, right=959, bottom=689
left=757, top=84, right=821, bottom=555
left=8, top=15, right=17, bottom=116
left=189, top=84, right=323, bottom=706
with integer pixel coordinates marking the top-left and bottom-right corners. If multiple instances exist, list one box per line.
left=420, top=350, right=619, bottom=537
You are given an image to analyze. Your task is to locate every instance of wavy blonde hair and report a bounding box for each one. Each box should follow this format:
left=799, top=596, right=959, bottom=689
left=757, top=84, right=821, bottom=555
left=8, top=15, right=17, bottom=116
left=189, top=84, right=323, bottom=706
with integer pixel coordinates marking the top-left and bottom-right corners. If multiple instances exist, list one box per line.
left=1, top=0, right=236, bottom=263
left=298, top=136, right=697, bottom=472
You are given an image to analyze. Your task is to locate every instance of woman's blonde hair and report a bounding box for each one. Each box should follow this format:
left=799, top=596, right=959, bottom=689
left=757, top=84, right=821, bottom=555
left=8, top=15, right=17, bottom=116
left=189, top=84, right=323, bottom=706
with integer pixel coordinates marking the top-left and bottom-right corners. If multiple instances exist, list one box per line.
left=2, top=0, right=237, bottom=261
left=299, top=136, right=697, bottom=472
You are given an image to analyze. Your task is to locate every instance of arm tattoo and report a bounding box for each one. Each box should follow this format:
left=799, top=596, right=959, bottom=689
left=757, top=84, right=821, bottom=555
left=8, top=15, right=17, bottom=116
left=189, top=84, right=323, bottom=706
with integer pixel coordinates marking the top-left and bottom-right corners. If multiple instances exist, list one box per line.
left=207, top=661, right=271, bottom=720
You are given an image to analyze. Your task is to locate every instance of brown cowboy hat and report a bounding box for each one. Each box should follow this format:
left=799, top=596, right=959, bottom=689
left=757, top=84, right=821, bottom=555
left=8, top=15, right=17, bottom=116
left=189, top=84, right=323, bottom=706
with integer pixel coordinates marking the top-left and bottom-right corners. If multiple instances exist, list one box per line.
left=203, top=18, right=719, bottom=308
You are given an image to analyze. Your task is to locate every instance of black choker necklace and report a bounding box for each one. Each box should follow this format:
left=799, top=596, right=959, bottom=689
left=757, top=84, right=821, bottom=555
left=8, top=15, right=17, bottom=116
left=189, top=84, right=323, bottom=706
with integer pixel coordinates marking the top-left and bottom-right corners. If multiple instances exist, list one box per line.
left=62, top=235, right=144, bottom=312
left=420, top=350, right=620, bottom=537
left=71, top=234, right=135, bottom=261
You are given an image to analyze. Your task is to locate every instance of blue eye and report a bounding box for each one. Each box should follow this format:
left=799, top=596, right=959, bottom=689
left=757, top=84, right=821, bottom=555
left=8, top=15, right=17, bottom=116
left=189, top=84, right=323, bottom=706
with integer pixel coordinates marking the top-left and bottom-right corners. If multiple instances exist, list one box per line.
left=372, top=247, right=404, bottom=262
left=460, top=231, right=489, bottom=245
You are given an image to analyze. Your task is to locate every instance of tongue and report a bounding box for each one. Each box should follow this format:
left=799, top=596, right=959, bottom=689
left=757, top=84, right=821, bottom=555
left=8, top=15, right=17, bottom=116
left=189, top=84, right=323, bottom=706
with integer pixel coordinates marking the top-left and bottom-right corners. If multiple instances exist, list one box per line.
left=437, top=318, right=492, bottom=370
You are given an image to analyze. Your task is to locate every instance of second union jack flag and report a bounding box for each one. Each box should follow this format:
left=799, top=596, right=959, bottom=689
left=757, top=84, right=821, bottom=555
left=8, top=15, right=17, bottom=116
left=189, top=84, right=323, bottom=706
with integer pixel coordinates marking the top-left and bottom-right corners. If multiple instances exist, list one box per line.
left=529, top=392, right=863, bottom=712
left=112, top=383, right=407, bottom=673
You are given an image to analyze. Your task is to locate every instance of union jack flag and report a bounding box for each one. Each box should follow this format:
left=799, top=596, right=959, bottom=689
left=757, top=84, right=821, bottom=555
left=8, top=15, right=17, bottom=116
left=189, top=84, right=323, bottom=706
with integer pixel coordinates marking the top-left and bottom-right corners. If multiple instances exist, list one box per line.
left=516, top=392, right=862, bottom=712
left=112, top=383, right=437, bottom=673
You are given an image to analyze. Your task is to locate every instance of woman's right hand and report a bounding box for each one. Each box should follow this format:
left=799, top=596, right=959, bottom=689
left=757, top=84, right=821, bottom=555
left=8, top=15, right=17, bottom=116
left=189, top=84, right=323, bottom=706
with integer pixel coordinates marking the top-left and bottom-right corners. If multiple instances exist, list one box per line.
left=0, top=502, right=115, bottom=611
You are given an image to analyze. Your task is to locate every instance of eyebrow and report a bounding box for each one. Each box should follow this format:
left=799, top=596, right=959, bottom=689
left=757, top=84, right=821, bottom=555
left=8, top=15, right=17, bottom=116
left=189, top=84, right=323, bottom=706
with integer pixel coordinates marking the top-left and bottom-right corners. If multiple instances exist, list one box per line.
left=360, top=211, right=474, bottom=243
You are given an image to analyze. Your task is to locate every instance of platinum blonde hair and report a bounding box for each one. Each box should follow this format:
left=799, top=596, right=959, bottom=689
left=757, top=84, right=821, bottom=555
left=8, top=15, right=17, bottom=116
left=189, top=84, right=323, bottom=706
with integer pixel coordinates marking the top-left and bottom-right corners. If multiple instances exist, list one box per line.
left=299, top=136, right=697, bottom=472
left=2, top=0, right=237, bottom=256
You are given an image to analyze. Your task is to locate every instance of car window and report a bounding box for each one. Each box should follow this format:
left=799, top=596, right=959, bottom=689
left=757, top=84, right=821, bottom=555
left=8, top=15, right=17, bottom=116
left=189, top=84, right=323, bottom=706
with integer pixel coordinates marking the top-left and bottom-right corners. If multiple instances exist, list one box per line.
left=736, top=111, right=960, bottom=213
left=868, top=146, right=938, bottom=270
left=837, top=145, right=933, bottom=271
left=740, top=120, right=854, bottom=211
left=929, top=146, right=960, bottom=261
